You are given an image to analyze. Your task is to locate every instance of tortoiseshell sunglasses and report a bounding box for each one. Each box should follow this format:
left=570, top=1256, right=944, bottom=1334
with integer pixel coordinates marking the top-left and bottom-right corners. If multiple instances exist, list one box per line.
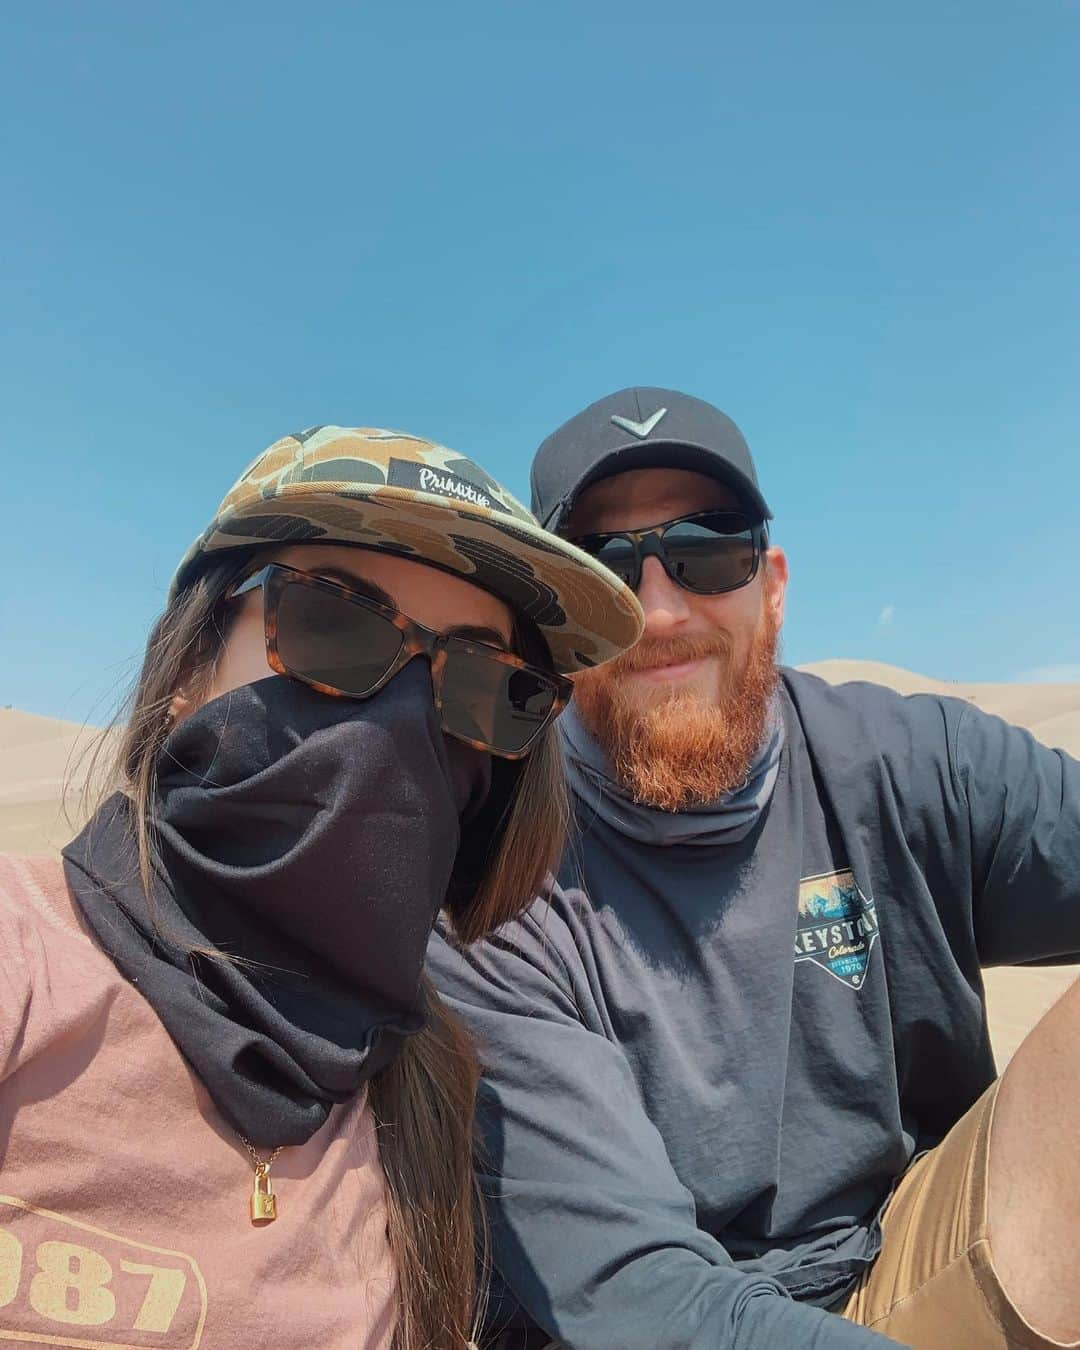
left=224, top=563, right=573, bottom=759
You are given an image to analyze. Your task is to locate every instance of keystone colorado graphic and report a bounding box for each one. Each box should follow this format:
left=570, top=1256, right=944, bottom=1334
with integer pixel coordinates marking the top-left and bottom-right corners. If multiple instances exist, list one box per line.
left=795, top=870, right=879, bottom=988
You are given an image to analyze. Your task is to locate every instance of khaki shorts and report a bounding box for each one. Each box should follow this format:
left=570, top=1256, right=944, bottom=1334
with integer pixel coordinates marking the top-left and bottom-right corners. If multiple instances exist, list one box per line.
left=841, top=1081, right=1078, bottom=1348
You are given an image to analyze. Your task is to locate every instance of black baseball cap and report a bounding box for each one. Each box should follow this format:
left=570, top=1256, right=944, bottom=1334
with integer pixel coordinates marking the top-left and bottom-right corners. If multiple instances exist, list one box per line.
left=530, top=387, right=771, bottom=532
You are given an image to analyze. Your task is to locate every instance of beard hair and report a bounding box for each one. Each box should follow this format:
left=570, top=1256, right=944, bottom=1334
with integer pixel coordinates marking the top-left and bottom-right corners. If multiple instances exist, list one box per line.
left=572, top=608, right=780, bottom=813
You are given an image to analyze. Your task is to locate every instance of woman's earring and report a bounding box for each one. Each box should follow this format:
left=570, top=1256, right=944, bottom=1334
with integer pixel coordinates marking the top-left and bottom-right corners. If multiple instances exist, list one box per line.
left=167, top=689, right=193, bottom=728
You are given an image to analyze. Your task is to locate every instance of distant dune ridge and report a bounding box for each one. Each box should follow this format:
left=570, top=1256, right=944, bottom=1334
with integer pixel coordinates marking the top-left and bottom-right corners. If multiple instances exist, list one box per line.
left=0, top=708, right=115, bottom=855
left=2, top=661, right=1077, bottom=1064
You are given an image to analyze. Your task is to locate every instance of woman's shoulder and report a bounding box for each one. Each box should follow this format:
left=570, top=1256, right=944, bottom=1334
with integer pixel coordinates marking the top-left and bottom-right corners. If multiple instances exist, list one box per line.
left=0, top=854, right=88, bottom=951
left=0, top=853, right=110, bottom=1079
left=0, top=853, right=61, bottom=940
left=0, top=857, right=53, bottom=1077
left=0, top=852, right=65, bottom=908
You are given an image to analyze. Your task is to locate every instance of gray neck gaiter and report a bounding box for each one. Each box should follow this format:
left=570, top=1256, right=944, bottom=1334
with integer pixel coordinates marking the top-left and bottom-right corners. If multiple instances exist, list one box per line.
left=560, top=695, right=784, bottom=848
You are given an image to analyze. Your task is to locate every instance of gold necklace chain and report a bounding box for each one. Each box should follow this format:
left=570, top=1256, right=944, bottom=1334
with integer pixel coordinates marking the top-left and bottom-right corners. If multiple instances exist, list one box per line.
left=238, top=1135, right=285, bottom=1224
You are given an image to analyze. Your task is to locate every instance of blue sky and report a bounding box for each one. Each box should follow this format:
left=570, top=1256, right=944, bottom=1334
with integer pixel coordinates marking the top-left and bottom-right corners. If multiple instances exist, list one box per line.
left=2, top=2, right=1078, bottom=722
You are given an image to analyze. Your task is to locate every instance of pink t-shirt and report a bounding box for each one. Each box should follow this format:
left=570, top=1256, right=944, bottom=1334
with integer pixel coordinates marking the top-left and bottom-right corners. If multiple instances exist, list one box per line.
left=0, top=855, right=396, bottom=1350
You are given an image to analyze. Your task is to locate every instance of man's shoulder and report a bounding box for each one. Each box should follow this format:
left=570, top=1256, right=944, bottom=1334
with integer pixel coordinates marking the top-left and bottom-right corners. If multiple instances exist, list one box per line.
left=781, top=665, right=970, bottom=714
left=777, top=667, right=988, bottom=818
left=780, top=666, right=971, bottom=748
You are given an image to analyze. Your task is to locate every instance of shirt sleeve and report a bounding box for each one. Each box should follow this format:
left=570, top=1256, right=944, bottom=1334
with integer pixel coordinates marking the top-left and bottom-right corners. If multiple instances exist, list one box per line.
left=954, top=704, right=1080, bottom=965
left=427, top=895, right=904, bottom=1350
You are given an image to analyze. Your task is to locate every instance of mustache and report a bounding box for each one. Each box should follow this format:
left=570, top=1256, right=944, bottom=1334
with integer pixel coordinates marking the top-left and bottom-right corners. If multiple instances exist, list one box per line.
left=571, top=611, right=780, bottom=811
left=600, top=631, right=734, bottom=677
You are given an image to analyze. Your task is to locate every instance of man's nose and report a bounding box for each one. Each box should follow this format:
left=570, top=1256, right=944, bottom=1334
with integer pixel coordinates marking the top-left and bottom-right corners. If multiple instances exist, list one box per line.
left=637, top=556, right=692, bottom=635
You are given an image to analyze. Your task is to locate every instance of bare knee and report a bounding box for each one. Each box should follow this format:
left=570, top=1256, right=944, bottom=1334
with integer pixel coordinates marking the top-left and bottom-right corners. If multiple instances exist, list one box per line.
left=988, top=975, right=1080, bottom=1342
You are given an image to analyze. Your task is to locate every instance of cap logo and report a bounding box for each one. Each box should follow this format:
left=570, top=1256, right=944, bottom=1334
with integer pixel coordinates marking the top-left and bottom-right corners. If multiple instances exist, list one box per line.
left=387, top=457, right=509, bottom=512
left=417, top=466, right=491, bottom=508
left=610, top=407, right=668, bottom=439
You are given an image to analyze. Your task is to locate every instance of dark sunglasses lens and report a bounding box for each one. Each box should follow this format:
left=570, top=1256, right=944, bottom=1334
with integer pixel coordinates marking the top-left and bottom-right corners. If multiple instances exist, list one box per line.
left=662, top=513, right=757, bottom=593
left=440, top=643, right=558, bottom=756
left=275, top=581, right=403, bottom=695
left=577, top=534, right=638, bottom=588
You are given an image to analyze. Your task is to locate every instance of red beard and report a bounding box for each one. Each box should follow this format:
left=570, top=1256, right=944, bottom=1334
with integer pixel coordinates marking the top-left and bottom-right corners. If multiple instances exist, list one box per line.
left=572, top=610, right=780, bottom=812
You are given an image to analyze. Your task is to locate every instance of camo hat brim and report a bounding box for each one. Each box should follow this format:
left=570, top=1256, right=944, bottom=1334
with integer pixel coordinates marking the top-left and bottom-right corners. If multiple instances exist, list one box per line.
left=169, top=426, right=645, bottom=674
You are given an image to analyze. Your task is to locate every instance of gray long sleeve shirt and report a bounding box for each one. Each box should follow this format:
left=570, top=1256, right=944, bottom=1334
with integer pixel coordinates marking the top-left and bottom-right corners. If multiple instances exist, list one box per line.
left=427, top=671, right=1080, bottom=1350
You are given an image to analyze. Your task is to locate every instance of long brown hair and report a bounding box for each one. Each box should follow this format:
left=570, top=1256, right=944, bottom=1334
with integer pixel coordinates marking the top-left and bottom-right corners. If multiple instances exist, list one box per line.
left=103, top=549, right=568, bottom=1349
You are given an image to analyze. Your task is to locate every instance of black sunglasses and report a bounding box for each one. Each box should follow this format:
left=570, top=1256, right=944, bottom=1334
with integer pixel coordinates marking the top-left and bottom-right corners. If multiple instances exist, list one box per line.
left=224, top=564, right=572, bottom=759
left=570, top=509, right=767, bottom=596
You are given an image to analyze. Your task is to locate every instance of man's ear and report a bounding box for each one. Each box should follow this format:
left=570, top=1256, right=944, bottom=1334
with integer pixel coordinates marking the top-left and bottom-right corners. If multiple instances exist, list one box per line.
left=763, top=545, right=788, bottom=632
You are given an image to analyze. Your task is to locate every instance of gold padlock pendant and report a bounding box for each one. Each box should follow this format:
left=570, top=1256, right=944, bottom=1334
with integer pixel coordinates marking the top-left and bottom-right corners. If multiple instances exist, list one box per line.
left=251, top=1165, right=277, bottom=1223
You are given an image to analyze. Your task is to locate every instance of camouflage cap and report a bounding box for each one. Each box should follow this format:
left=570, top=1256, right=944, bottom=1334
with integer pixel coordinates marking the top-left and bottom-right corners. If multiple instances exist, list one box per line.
left=170, top=426, right=645, bottom=674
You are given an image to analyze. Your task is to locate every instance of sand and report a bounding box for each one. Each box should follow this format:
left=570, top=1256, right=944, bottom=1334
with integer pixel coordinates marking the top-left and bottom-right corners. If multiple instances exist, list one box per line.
left=2, top=662, right=1077, bottom=1065
left=0, top=708, right=114, bottom=856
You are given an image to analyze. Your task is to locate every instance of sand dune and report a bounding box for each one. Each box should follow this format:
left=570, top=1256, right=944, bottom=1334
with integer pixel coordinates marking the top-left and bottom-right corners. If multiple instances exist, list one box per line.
left=2, top=662, right=1077, bottom=1064
left=0, top=709, right=113, bottom=856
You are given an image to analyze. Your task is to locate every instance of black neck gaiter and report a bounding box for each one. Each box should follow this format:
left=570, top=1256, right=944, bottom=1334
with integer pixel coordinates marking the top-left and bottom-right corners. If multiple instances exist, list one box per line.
left=62, top=663, right=491, bottom=1148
